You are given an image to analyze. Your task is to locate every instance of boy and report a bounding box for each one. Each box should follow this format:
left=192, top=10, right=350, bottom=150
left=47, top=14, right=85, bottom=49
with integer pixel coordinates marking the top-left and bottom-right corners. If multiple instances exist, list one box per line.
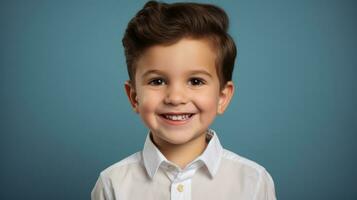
left=92, top=1, right=276, bottom=200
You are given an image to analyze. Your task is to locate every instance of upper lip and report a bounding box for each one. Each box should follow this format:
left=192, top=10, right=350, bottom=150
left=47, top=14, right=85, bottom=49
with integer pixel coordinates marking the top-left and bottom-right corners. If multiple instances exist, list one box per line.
left=159, top=112, right=194, bottom=115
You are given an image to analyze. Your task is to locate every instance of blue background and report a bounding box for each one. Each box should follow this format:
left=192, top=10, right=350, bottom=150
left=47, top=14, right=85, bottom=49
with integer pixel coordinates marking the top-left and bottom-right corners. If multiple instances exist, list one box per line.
left=1, top=0, right=356, bottom=199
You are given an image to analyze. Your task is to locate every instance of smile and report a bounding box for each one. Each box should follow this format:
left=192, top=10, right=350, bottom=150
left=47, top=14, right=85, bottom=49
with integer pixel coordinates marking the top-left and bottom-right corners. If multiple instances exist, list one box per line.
left=161, top=114, right=193, bottom=121
left=159, top=113, right=195, bottom=125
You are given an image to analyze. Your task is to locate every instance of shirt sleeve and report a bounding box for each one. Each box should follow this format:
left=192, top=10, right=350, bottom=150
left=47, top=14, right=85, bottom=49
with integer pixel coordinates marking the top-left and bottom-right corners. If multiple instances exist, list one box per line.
left=91, top=173, right=113, bottom=200
left=253, top=169, right=277, bottom=200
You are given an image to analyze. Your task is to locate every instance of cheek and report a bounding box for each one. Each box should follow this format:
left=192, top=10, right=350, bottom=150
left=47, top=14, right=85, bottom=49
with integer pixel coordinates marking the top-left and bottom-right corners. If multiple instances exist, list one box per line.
left=194, top=90, right=220, bottom=112
left=137, top=90, right=162, bottom=112
left=193, top=91, right=219, bottom=127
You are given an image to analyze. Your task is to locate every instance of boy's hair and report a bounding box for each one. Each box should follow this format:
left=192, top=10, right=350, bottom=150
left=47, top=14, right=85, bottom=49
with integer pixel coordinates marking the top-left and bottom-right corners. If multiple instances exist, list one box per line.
left=122, top=1, right=237, bottom=88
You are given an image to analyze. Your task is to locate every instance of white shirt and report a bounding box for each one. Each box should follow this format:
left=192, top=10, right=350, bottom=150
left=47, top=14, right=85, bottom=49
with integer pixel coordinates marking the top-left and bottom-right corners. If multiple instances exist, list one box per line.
left=91, top=130, right=277, bottom=200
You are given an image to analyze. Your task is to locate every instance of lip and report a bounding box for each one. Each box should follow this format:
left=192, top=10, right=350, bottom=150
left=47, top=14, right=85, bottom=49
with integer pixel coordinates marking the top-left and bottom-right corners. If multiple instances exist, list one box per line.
left=158, top=112, right=195, bottom=126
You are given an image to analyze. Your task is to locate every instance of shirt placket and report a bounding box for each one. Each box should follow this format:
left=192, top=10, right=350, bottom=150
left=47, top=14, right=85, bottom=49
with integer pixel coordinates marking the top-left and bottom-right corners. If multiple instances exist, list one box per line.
left=166, top=164, right=199, bottom=200
left=170, top=178, right=191, bottom=200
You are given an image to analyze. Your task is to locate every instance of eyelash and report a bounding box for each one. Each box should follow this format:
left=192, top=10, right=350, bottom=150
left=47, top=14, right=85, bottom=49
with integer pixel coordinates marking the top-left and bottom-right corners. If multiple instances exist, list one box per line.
left=147, top=77, right=206, bottom=86
left=188, top=78, right=206, bottom=86
left=148, top=78, right=166, bottom=86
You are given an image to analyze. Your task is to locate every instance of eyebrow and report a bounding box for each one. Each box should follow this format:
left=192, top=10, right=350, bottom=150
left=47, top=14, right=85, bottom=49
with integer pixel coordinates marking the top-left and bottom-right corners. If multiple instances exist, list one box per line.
left=189, top=70, right=213, bottom=78
left=141, top=69, right=213, bottom=78
left=141, top=69, right=164, bottom=78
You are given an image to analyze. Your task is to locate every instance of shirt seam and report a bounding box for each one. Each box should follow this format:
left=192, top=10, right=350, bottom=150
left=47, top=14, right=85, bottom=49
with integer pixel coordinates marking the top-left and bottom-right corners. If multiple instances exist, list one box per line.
left=103, top=151, right=142, bottom=173
left=99, top=172, right=112, bottom=200
left=252, top=169, right=264, bottom=200
left=221, top=149, right=265, bottom=172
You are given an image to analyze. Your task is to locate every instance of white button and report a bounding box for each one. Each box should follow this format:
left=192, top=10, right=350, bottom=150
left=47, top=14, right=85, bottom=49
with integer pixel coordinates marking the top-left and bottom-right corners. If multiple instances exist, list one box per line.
left=177, top=184, right=184, bottom=192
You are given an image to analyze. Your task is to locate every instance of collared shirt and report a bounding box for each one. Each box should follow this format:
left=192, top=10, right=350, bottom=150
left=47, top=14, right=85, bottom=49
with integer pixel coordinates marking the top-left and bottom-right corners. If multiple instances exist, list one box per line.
left=91, top=130, right=277, bottom=200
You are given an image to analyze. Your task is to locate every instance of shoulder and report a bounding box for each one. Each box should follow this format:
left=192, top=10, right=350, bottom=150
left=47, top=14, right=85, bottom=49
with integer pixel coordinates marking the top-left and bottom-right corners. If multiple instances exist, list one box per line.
left=221, top=148, right=274, bottom=183
left=220, top=149, right=276, bottom=199
left=99, top=151, right=143, bottom=180
left=92, top=152, right=144, bottom=200
left=222, top=149, right=265, bottom=171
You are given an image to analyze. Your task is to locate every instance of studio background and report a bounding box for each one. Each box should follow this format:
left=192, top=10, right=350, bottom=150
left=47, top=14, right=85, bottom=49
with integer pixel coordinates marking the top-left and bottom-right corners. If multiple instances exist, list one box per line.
left=1, top=0, right=356, bottom=199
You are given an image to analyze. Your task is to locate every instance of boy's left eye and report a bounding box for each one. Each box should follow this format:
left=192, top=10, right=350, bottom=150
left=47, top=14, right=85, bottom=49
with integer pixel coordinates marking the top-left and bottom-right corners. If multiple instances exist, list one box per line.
left=188, top=78, right=205, bottom=86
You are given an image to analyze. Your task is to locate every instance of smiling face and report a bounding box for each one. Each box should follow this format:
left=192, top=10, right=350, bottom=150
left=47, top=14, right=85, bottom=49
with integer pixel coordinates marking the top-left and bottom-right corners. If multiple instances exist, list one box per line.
left=125, top=38, right=234, bottom=150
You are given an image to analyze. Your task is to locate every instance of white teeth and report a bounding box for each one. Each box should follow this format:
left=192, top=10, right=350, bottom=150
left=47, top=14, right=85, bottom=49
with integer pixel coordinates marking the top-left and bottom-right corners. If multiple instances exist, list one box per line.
left=163, top=114, right=191, bottom=121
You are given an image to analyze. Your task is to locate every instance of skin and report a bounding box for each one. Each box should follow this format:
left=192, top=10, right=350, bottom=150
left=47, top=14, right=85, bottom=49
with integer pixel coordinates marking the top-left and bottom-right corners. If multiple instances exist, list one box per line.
left=125, top=38, right=234, bottom=169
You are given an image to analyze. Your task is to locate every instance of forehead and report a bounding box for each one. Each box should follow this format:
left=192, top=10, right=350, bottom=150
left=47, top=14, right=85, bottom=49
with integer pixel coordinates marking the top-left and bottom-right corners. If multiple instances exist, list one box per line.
left=135, top=38, right=218, bottom=77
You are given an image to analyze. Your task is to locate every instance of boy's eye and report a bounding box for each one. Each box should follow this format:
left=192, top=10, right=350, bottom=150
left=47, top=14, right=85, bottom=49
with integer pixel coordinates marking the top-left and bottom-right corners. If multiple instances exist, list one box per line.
left=188, top=78, right=205, bottom=86
left=148, top=78, right=166, bottom=86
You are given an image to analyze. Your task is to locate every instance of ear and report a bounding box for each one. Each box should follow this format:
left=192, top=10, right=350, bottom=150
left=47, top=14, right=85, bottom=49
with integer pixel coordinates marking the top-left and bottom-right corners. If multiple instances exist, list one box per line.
left=217, top=81, right=234, bottom=115
left=124, top=81, right=139, bottom=113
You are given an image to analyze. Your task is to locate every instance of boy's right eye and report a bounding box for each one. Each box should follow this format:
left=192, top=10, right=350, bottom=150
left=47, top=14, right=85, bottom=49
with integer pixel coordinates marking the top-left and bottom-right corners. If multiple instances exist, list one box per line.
left=148, top=78, right=166, bottom=86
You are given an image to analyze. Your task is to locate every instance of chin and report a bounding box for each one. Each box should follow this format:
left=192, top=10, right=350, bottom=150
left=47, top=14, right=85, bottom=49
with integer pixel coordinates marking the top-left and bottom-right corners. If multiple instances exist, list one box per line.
left=153, top=131, right=193, bottom=145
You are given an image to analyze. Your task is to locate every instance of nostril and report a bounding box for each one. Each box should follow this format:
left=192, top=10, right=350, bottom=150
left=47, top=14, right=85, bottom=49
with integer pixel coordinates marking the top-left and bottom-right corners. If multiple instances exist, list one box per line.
left=165, top=85, right=188, bottom=99
left=164, top=92, right=188, bottom=105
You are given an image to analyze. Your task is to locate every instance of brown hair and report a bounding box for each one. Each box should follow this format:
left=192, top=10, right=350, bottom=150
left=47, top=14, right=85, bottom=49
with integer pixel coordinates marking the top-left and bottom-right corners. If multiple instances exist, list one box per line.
left=122, top=0, right=237, bottom=88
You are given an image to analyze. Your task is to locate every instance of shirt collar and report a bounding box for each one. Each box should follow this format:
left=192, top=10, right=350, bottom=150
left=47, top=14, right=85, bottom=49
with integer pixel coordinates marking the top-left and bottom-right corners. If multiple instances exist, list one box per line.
left=142, top=129, right=223, bottom=179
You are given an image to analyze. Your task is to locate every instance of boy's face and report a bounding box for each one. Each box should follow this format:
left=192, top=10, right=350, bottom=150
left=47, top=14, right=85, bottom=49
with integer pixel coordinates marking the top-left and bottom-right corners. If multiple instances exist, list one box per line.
left=125, top=38, right=234, bottom=148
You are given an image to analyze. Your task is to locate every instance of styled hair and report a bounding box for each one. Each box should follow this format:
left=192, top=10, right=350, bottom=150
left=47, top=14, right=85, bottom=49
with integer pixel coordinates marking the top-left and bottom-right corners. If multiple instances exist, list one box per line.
left=122, top=0, right=237, bottom=88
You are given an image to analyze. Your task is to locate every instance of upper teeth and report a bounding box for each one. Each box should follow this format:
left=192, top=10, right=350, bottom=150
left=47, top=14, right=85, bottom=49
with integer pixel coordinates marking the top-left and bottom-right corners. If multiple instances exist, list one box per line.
left=164, top=114, right=191, bottom=121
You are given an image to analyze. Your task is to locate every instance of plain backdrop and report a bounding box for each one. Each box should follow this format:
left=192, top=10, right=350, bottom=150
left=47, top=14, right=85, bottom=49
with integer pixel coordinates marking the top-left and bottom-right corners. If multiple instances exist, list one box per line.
left=1, top=0, right=356, bottom=199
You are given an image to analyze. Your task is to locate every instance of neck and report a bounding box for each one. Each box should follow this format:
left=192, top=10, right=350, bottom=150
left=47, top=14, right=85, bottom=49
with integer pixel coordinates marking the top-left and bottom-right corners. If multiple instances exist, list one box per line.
left=152, top=133, right=208, bottom=169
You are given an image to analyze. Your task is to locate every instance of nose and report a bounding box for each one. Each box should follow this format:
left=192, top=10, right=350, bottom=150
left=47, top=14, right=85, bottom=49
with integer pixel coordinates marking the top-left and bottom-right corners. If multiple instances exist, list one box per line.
left=164, top=84, right=188, bottom=105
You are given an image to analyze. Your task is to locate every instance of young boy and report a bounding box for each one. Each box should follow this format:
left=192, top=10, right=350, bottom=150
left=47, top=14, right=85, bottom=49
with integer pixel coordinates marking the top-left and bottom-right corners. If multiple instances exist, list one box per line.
left=92, top=1, right=276, bottom=200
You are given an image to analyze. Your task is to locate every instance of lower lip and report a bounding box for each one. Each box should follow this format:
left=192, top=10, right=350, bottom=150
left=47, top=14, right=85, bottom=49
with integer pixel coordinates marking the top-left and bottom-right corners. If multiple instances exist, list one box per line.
left=158, top=114, right=195, bottom=126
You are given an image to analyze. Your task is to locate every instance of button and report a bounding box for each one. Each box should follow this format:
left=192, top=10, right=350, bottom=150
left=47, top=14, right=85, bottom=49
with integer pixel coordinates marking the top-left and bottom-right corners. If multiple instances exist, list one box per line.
left=177, top=184, right=184, bottom=192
